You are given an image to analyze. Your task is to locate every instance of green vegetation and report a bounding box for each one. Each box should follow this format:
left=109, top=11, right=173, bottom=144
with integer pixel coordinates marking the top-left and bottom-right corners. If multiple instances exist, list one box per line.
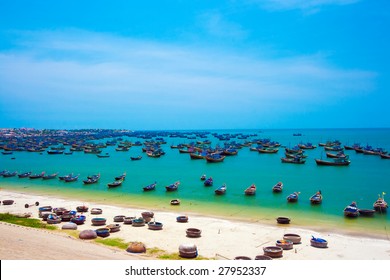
left=0, top=213, right=57, bottom=230
left=94, top=237, right=129, bottom=250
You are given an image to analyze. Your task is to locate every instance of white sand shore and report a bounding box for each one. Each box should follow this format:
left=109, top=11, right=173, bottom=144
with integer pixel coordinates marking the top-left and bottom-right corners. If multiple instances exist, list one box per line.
left=1, top=190, right=390, bottom=260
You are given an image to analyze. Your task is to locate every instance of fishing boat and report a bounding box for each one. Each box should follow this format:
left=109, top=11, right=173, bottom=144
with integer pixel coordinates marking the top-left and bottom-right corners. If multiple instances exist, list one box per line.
left=97, top=153, right=110, bottom=158
left=165, top=181, right=180, bottom=192
left=326, top=151, right=348, bottom=158
left=344, top=201, right=359, bottom=217
left=64, top=174, right=79, bottom=182
left=281, top=156, right=306, bottom=164
left=18, top=171, right=32, bottom=178
left=204, top=177, right=213, bottom=186
left=2, top=171, right=18, bottom=177
left=200, top=174, right=207, bottom=180
left=205, top=153, right=226, bottom=163
left=42, top=172, right=59, bottom=180
left=310, top=191, right=322, bottom=204
left=148, top=221, right=163, bottom=230
left=130, top=155, right=142, bottom=160
left=358, top=209, right=375, bottom=217
left=29, top=172, right=45, bottom=179
left=373, top=193, right=388, bottom=213
left=107, top=179, right=123, bottom=188
left=190, top=152, right=206, bottom=159
left=298, top=143, right=317, bottom=149
left=1, top=151, right=13, bottom=155
left=315, top=157, right=350, bottom=166
left=258, top=147, right=279, bottom=153
left=143, top=181, right=157, bottom=191
left=83, top=173, right=100, bottom=184
left=272, top=182, right=283, bottom=193
left=222, top=148, right=238, bottom=156
left=380, top=153, right=390, bottom=159
left=244, top=184, right=256, bottom=195
left=58, top=173, right=73, bottom=180
left=115, top=172, right=126, bottom=181
left=287, top=192, right=299, bottom=203
left=215, top=184, right=227, bottom=195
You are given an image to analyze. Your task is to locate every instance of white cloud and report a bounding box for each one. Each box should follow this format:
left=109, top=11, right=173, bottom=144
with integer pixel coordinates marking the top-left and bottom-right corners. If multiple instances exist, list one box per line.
left=0, top=29, right=375, bottom=129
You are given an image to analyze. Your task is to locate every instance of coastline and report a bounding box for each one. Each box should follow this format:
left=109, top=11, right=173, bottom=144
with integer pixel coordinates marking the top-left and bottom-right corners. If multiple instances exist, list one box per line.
left=1, top=189, right=389, bottom=260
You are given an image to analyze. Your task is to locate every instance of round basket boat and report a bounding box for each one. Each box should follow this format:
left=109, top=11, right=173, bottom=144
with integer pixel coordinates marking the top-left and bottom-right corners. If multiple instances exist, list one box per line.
left=170, top=199, right=180, bottom=206
left=53, top=207, right=67, bottom=215
left=311, top=237, right=328, bottom=248
left=60, top=212, right=74, bottom=222
left=2, top=200, right=14, bottom=205
left=176, top=215, right=189, bottom=223
left=127, top=242, right=146, bottom=253
left=40, top=211, right=52, bottom=220
left=141, top=211, right=154, bottom=223
left=96, top=227, right=110, bottom=237
left=76, top=205, right=89, bottom=213
left=91, top=217, right=106, bottom=226
left=276, top=216, right=291, bottom=224
left=186, top=228, right=201, bottom=238
left=61, top=222, right=78, bottom=230
left=132, top=218, right=146, bottom=227
left=124, top=216, right=135, bottom=225
left=113, top=215, right=126, bottom=222
left=283, top=233, right=301, bottom=244
left=263, top=246, right=283, bottom=258
left=276, top=239, right=293, bottom=250
left=90, top=208, right=103, bottom=215
left=71, top=215, right=86, bottom=225
left=255, top=255, right=273, bottom=260
left=79, top=229, right=97, bottom=240
left=39, top=206, right=52, bottom=212
left=234, top=256, right=252, bottom=260
left=148, top=221, right=163, bottom=230
left=179, top=244, right=198, bottom=258
left=106, top=223, right=121, bottom=233
left=47, top=214, right=62, bottom=224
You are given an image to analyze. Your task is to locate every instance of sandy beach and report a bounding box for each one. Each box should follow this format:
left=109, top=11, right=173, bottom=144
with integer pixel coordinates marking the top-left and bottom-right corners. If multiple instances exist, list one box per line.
left=1, top=189, right=389, bottom=260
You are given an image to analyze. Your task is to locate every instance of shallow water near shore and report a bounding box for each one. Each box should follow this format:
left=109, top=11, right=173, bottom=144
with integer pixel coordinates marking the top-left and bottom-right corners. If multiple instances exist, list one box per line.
left=1, top=128, right=390, bottom=238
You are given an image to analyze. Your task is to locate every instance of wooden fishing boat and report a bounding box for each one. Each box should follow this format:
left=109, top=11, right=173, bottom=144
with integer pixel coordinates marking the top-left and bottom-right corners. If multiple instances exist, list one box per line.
left=143, top=181, right=157, bottom=191
left=326, top=151, right=348, bottom=158
left=203, top=177, right=213, bottom=186
left=2, top=171, right=18, bottom=177
left=276, top=239, right=293, bottom=250
left=205, top=154, right=226, bottom=163
left=263, top=246, right=283, bottom=258
left=244, top=184, right=256, bottom=195
left=200, top=174, right=206, bottom=180
left=42, top=172, right=59, bottom=180
left=190, top=152, right=206, bottom=159
left=186, top=228, right=202, bottom=238
left=29, top=171, right=45, bottom=179
left=373, top=193, right=388, bottom=213
left=107, top=179, right=123, bottom=188
left=272, top=182, right=283, bottom=193
left=115, top=172, right=126, bottom=180
left=91, top=217, right=106, bottom=226
left=283, top=233, right=301, bottom=244
left=298, top=143, right=317, bottom=149
left=166, top=181, right=180, bottom=192
left=130, top=156, right=142, bottom=160
left=380, top=153, right=390, bottom=159
left=18, top=171, right=32, bottom=178
left=222, top=148, right=238, bottom=156
left=281, top=157, right=306, bottom=164
left=310, top=191, right=322, bottom=204
left=258, top=147, right=279, bottom=153
left=71, top=215, right=86, bottom=225
left=344, top=201, right=359, bottom=217
left=287, top=192, right=299, bottom=203
left=64, top=174, right=79, bottom=182
left=215, top=184, right=227, bottom=195
left=97, top=153, right=110, bottom=158
left=315, top=157, right=350, bottom=166
left=176, top=215, right=188, bottom=223
left=47, top=150, right=64, bottom=155
left=58, top=173, right=73, bottom=180
left=83, top=173, right=100, bottom=184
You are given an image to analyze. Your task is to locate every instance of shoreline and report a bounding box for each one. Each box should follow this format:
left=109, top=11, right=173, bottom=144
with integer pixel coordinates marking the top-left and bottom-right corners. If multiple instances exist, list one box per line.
left=2, top=184, right=389, bottom=241
left=1, top=189, right=390, bottom=260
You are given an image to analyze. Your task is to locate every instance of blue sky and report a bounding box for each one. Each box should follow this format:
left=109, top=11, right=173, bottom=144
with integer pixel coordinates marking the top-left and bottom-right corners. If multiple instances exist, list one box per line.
left=0, top=0, right=389, bottom=130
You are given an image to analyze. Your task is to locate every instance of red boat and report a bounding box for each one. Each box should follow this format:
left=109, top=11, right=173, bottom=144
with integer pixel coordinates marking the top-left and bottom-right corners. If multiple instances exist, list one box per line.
left=244, top=184, right=256, bottom=195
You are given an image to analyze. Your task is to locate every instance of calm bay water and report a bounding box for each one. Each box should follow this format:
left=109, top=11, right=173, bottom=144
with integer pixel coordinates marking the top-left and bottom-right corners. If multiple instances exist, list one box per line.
left=1, top=128, right=389, bottom=237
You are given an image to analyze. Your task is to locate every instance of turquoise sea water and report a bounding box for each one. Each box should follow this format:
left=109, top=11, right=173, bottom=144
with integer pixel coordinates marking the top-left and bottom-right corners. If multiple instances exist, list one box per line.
left=1, top=128, right=389, bottom=237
